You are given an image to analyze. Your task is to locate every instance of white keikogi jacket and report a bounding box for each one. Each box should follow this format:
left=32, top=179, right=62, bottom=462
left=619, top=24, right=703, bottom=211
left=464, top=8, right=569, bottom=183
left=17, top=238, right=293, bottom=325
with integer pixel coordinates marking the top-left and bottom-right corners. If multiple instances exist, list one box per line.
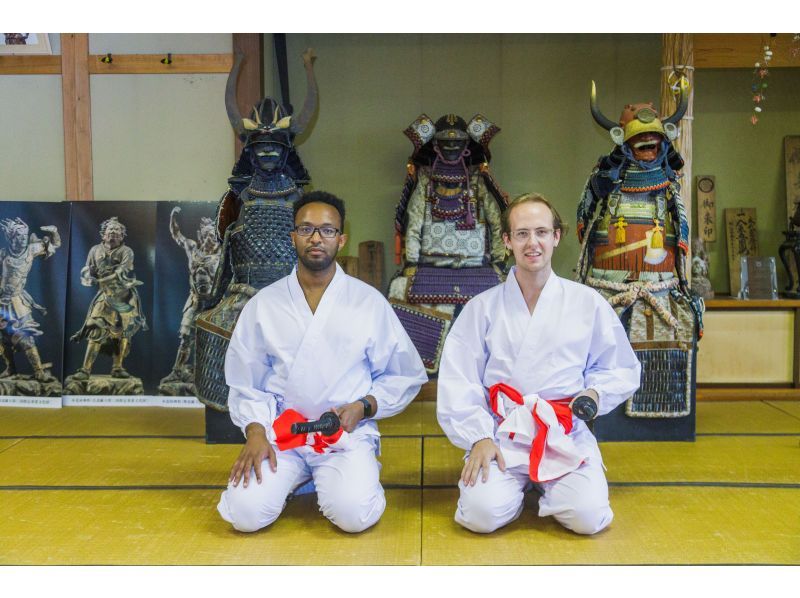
left=437, top=268, right=641, bottom=480
left=225, top=264, right=428, bottom=447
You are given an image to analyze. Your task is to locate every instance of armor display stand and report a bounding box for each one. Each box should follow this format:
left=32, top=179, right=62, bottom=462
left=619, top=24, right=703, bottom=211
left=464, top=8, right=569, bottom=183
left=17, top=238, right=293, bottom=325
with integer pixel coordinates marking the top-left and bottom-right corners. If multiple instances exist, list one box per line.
left=205, top=407, right=245, bottom=444
left=590, top=349, right=697, bottom=441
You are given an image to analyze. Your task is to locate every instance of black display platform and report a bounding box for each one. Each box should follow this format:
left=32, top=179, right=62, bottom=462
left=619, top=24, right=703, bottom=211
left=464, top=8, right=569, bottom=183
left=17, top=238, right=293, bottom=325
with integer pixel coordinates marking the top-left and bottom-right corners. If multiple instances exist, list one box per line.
left=592, top=349, right=697, bottom=442
left=205, top=406, right=245, bottom=444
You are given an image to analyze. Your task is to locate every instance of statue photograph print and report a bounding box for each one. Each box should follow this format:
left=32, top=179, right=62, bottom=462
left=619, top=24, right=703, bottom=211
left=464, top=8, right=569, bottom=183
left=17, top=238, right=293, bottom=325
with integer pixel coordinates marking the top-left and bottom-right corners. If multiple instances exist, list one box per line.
left=0, top=201, right=70, bottom=397
left=64, top=201, right=157, bottom=396
left=153, top=201, right=221, bottom=396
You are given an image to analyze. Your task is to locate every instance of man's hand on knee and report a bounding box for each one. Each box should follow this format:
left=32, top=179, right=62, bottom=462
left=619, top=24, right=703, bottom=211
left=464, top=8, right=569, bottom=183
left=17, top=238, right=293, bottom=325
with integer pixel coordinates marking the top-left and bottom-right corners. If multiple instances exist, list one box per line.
left=461, top=438, right=506, bottom=487
left=230, top=423, right=277, bottom=488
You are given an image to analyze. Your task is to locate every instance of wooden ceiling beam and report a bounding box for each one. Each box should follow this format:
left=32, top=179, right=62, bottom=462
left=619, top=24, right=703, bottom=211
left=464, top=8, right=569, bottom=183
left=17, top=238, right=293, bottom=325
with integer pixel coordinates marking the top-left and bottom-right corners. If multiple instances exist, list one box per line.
left=695, top=33, right=799, bottom=69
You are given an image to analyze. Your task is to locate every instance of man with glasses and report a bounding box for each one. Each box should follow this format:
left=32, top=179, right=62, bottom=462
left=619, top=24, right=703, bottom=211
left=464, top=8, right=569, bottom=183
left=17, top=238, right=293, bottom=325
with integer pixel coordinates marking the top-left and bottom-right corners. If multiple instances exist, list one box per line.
left=437, top=193, right=640, bottom=535
left=217, top=191, right=427, bottom=533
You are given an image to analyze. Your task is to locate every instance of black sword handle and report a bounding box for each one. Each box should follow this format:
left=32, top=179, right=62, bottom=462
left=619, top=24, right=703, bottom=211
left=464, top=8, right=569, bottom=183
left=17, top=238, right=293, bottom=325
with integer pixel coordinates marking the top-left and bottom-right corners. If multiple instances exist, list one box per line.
left=291, top=412, right=341, bottom=436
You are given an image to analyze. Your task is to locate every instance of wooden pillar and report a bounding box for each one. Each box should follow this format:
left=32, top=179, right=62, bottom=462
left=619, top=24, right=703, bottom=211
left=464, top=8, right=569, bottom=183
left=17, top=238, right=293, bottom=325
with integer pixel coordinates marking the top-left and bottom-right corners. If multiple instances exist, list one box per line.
left=61, top=33, right=93, bottom=201
left=661, top=34, right=695, bottom=231
left=661, top=34, right=695, bottom=282
left=232, top=34, right=264, bottom=158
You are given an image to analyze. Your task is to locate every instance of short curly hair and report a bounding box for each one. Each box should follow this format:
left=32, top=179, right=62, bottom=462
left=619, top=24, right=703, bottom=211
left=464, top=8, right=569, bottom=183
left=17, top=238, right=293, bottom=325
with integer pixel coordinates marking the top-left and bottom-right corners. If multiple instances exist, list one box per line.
left=293, top=191, right=346, bottom=229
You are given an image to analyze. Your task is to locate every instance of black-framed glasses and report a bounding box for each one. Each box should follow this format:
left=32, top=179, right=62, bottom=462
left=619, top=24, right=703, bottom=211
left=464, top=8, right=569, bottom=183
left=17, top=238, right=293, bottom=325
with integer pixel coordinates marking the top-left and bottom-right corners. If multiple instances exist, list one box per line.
left=294, top=225, right=340, bottom=238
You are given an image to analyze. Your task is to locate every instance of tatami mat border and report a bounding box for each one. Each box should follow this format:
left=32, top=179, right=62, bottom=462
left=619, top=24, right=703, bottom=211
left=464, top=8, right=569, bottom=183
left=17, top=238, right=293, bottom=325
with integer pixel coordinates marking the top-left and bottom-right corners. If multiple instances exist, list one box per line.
left=4, top=481, right=799, bottom=491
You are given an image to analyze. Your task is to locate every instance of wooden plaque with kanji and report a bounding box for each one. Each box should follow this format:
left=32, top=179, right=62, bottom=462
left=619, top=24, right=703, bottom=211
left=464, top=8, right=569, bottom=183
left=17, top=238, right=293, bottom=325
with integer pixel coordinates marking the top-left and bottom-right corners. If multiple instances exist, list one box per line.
left=725, top=208, right=759, bottom=297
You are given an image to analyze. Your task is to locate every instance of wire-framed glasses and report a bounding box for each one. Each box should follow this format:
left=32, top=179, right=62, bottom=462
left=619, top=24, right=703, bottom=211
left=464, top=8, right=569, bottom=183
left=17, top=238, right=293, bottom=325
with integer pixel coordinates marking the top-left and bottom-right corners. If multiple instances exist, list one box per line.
left=509, top=228, right=555, bottom=242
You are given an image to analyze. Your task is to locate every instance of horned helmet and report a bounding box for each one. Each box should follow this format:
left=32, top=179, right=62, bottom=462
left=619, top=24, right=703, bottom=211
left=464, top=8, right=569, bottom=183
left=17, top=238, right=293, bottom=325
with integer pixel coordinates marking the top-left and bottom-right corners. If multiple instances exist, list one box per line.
left=225, top=51, right=318, bottom=173
left=590, top=78, right=689, bottom=162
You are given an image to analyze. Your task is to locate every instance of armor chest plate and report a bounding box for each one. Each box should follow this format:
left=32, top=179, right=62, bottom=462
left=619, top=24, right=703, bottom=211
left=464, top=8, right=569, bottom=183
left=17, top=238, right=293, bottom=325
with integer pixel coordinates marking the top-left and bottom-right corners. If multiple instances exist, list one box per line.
left=590, top=191, right=677, bottom=274
left=229, top=196, right=297, bottom=289
left=420, top=199, right=486, bottom=265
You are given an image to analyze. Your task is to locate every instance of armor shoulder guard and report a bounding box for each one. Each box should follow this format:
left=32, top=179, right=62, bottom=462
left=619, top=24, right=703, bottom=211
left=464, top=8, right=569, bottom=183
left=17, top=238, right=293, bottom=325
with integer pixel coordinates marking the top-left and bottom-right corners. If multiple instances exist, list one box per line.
left=202, top=225, right=234, bottom=312
left=479, top=165, right=509, bottom=211
left=215, top=189, right=240, bottom=241
left=667, top=183, right=690, bottom=256
left=589, top=147, right=626, bottom=200
left=394, top=162, right=420, bottom=235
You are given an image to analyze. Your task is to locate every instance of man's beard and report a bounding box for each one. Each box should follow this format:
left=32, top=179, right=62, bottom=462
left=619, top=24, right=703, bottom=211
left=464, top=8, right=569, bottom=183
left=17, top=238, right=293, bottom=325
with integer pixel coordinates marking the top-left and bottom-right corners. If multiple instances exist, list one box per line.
left=298, top=247, right=336, bottom=272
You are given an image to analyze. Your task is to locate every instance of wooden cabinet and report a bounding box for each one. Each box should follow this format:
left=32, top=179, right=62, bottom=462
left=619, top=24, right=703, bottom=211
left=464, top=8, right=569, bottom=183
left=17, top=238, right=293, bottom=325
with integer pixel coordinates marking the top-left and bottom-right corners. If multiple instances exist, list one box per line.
left=696, top=297, right=800, bottom=400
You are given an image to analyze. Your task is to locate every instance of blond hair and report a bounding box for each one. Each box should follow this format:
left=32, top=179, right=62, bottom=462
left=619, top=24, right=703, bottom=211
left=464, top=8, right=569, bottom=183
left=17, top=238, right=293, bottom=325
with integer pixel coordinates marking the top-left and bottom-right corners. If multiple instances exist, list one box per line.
left=501, top=193, right=568, bottom=237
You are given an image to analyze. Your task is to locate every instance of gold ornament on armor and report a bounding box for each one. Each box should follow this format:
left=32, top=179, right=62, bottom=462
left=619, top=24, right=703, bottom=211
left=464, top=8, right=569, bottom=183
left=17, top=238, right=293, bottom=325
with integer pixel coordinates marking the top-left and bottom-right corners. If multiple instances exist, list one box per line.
left=614, top=216, right=628, bottom=244
left=650, top=219, right=664, bottom=249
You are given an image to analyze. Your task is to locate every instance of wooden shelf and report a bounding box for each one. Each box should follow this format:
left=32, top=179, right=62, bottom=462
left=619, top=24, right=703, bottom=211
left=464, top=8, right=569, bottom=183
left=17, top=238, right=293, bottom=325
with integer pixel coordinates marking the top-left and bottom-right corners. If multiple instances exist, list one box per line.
left=88, top=53, right=233, bottom=75
left=705, top=296, right=800, bottom=309
left=0, top=53, right=233, bottom=76
left=0, top=55, right=61, bottom=75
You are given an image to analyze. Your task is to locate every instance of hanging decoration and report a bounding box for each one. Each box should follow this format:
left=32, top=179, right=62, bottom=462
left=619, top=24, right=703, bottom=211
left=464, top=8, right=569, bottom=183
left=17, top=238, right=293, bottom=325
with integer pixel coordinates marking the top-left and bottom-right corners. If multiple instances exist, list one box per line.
left=750, top=35, right=776, bottom=125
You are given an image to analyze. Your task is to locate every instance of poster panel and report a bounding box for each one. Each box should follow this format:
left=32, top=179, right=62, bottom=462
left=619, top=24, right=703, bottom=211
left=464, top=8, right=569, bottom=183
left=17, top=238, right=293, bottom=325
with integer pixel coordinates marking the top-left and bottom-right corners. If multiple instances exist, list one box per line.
left=0, top=201, right=70, bottom=407
left=153, top=201, right=220, bottom=405
left=63, top=201, right=156, bottom=402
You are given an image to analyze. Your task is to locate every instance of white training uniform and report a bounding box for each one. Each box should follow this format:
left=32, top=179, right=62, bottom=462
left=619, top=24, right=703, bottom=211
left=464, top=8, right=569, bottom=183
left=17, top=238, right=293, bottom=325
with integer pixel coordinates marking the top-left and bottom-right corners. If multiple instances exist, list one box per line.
left=217, top=264, right=427, bottom=533
left=437, top=268, right=640, bottom=535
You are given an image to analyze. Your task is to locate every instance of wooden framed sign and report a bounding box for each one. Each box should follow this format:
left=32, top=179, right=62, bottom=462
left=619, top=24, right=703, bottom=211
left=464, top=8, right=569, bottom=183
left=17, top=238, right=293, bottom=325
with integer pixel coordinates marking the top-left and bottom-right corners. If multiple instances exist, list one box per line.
left=725, top=208, right=759, bottom=297
left=696, top=175, right=716, bottom=242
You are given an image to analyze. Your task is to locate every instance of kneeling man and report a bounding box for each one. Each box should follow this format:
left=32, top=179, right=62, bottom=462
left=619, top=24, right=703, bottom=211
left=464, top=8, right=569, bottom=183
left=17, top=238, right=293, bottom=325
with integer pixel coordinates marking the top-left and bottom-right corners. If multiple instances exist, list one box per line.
left=218, top=191, right=427, bottom=533
left=437, top=193, right=640, bottom=535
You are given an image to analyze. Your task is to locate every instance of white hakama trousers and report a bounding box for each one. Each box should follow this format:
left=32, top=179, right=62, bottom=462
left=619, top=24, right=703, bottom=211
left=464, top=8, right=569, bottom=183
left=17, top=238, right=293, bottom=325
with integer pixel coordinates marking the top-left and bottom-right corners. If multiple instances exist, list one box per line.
left=217, top=437, right=386, bottom=534
left=455, top=447, right=613, bottom=536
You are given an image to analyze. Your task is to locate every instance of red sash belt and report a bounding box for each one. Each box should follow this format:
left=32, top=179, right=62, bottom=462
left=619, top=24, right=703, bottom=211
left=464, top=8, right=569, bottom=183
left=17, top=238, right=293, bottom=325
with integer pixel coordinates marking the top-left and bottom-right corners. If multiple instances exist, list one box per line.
left=487, top=382, right=585, bottom=483
left=272, top=409, right=344, bottom=454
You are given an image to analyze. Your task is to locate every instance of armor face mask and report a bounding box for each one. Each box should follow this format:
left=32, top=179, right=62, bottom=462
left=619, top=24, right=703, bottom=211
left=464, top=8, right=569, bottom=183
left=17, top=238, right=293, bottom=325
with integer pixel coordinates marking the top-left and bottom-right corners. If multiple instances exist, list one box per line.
left=433, top=115, right=470, bottom=162
left=249, top=139, right=289, bottom=172
left=620, top=104, right=665, bottom=163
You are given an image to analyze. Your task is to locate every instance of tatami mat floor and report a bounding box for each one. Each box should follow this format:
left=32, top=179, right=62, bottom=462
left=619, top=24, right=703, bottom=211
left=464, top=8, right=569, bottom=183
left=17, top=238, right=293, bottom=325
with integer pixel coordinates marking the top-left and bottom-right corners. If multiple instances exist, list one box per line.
left=1, top=400, right=798, bottom=565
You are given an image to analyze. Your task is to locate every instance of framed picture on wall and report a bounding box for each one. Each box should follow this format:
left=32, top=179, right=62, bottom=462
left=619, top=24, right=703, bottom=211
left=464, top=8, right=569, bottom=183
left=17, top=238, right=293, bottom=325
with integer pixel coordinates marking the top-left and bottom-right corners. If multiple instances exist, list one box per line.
left=0, top=33, right=52, bottom=54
